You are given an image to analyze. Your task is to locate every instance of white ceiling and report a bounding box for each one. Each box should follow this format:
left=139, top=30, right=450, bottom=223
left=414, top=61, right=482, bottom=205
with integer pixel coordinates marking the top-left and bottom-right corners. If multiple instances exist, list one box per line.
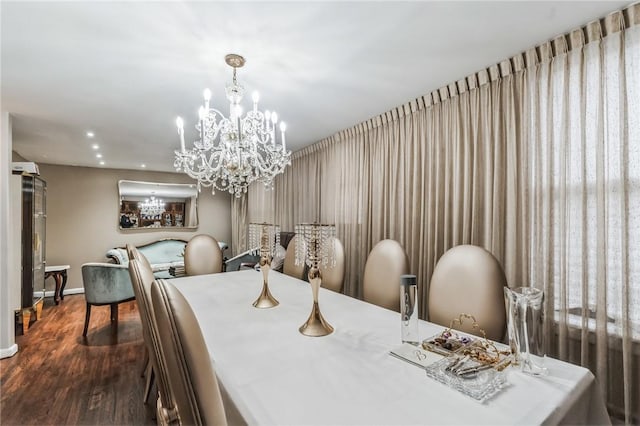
left=2, top=1, right=631, bottom=173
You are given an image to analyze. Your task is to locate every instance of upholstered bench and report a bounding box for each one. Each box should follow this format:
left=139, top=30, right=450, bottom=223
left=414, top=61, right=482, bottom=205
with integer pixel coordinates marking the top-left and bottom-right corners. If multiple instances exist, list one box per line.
left=107, top=238, right=228, bottom=278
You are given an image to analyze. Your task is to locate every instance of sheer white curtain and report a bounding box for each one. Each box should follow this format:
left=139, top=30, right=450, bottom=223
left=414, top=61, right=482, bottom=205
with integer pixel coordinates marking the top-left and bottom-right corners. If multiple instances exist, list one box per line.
left=186, top=196, right=197, bottom=227
left=230, top=195, right=247, bottom=256
left=242, top=3, right=639, bottom=421
left=528, top=12, right=640, bottom=422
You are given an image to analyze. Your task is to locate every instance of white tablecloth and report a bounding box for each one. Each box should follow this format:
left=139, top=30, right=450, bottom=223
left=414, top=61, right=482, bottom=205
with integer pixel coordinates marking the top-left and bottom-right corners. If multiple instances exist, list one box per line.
left=170, top=270, right=610, bottom=425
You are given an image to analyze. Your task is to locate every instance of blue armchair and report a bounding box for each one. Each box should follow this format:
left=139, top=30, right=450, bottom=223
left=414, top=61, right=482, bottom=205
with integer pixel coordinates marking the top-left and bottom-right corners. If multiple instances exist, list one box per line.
left=81, top=263, right=135, bottom=336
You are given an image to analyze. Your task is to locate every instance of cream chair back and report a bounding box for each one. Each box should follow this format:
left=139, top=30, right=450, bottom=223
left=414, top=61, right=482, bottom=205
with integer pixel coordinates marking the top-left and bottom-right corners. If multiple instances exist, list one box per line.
left=283, top=235, right=305, bottom=280
left=127, top=253, right=177, bottom=423
left=362, top=240, right=408, bottom=311
left=320, top=237, right=345, bottom=293
left=127, top=244, right=153, bottom=272
left=184, top=234, right=223, bottom=276
left=151, top=279, right=228, bottom=426
left=126, top=244, right=156, bottom=402
left=428, top=245, right=507, bottom=342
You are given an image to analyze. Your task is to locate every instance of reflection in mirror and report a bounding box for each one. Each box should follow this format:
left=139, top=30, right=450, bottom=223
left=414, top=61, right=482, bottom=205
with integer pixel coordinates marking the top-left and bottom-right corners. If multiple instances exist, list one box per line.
left=118, top=180, right=199, bottom=230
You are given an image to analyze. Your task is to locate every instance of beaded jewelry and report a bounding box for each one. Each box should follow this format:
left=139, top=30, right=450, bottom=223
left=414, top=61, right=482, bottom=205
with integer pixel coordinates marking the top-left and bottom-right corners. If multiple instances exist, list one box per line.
left=435, top=313, right=511, bottom=367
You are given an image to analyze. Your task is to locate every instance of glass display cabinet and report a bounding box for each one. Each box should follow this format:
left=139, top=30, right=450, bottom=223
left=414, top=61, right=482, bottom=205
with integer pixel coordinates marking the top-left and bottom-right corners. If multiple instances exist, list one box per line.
left=19, top=174, right=46, bottom=332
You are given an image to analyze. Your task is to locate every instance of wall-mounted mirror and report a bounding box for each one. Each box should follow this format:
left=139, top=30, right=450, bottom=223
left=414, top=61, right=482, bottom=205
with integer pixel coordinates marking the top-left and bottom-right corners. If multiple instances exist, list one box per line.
left=118, top=180, right=198, bottom=230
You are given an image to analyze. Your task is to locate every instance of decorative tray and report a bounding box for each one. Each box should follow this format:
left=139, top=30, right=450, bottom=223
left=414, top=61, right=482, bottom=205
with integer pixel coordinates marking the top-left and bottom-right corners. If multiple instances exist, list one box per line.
left=424, top=341, right=509, bottom=402
left=421, top=314, right=512, bottom=402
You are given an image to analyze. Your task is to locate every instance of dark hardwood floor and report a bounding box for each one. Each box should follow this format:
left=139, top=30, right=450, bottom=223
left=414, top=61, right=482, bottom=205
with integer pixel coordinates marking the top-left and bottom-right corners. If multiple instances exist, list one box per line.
left=0, top=295, right=155, bottom=425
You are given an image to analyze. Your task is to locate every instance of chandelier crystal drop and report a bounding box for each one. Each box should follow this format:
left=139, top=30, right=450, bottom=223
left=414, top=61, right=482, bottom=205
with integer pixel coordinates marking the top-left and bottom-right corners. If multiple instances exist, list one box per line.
left=174, top=53, right=291, bottom=197
left=138, top=196, right=165, bottom=216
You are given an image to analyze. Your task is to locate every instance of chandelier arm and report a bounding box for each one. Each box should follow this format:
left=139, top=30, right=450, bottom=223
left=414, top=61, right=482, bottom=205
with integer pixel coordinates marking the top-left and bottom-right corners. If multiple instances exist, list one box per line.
left=204, top=151, right=224, bottom=172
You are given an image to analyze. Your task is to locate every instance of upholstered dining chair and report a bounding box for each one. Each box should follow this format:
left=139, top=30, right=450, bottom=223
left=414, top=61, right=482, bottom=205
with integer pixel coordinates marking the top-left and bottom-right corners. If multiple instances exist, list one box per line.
left=151, top=279, right=228, bottom=426
left=362, top=239, right=409, bottom=311
left=320, top=237, right=345, bottom=293
left=81, top=263, right=135, bottom=337
left=126, top=243, right=153, bottom=274
left=127, top=246, right=176, bottom=417
left=126, top=245, right=154, bottom=398
left=184, top=234, right=223, bottom=276
left=428, top=245, right=507, bottom=342
left=283, top=235, right=305, bottom=280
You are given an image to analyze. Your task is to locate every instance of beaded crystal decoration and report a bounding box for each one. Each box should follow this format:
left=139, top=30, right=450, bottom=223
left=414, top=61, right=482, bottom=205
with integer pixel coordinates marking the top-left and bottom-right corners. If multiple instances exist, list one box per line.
left=248, top=222, right=281, bottom=259
left=294, top=223, right=336, bottom=269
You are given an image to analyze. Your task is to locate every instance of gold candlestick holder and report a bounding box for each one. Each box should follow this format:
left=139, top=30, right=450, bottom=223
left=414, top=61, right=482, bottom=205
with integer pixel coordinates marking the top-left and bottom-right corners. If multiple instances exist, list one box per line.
left=295, top=223, right=336, bottom=337
left=249, top=223, right=280, bottom=309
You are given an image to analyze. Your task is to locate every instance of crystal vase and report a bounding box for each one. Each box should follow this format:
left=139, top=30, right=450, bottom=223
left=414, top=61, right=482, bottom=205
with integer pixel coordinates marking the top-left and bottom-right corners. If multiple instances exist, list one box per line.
left=504, top=286, right=547, bottom=376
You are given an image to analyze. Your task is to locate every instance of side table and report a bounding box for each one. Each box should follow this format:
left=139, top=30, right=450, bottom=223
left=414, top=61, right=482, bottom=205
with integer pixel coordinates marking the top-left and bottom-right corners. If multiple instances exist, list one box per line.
left=45, top=265, right=70, bottom=305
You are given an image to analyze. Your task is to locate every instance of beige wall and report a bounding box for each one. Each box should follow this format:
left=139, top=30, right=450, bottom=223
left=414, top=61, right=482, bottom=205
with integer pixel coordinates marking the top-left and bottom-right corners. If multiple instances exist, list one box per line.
left=37, top=163, right=232, bottom=291
left=12, top=151, right=26, bottom=162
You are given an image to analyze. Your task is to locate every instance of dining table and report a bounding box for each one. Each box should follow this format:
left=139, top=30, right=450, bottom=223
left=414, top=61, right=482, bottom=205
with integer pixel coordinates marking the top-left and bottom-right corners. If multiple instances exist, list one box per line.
left=170, top=269, right=610, bottom=425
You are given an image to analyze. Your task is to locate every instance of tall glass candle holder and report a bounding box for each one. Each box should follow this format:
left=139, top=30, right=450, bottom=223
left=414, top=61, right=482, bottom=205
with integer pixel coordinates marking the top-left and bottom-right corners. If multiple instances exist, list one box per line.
left=248, top=222, right=281, bottom=308
left=295, top=223, right=336, bottom=337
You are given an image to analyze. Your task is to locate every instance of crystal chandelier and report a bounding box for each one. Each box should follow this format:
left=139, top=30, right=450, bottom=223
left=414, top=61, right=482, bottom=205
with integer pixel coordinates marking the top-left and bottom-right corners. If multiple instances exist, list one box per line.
left=174, top=53, right=291, bottom=197
left=138, top=196, right=165, bottom=216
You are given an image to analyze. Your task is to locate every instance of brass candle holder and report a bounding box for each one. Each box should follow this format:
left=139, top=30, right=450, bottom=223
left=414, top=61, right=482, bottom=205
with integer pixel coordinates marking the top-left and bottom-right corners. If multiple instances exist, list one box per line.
left=295, top=223, right=336, bottom=337
left=248, top=222, right=280, bottom=309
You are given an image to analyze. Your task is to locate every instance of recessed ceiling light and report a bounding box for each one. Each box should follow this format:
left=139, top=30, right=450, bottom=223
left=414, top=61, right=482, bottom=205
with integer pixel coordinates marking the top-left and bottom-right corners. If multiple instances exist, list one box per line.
left=92, top=144, right=99, bottom=150
left=86, top=131, right=95, bottom=138
left=99, top=161, right=105, bottom=166
left=141, top=164, right=146, bottom=168
left=96, top=153, right=102, bottom=158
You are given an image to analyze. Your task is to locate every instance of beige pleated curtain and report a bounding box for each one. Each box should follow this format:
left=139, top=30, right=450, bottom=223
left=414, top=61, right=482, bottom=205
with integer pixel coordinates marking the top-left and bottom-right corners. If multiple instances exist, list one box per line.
left=243, top=3, right=640, bottom=422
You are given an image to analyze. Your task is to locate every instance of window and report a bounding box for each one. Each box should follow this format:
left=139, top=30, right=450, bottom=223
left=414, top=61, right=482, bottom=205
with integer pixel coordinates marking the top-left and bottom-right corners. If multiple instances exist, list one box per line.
left=529, top=29, right=640, bottom=339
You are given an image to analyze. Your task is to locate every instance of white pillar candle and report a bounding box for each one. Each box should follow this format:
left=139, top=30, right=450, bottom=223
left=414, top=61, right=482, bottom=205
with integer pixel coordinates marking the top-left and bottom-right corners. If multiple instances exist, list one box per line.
left=203, top=88, right=212, bottom=111
left=280, top=122, right=287, bottom=152
left=265, top=110, right=271, bottom=132
left=252, top=91, right=259, bottom=113
left=199, top=106, right=205, bottom=142
left=176, top=117, right=185, bottom=152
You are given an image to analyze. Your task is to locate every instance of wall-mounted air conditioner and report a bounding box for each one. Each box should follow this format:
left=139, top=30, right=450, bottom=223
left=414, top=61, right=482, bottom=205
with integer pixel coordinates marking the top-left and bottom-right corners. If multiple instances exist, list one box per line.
left=11, top=162, right=40, bottom=175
